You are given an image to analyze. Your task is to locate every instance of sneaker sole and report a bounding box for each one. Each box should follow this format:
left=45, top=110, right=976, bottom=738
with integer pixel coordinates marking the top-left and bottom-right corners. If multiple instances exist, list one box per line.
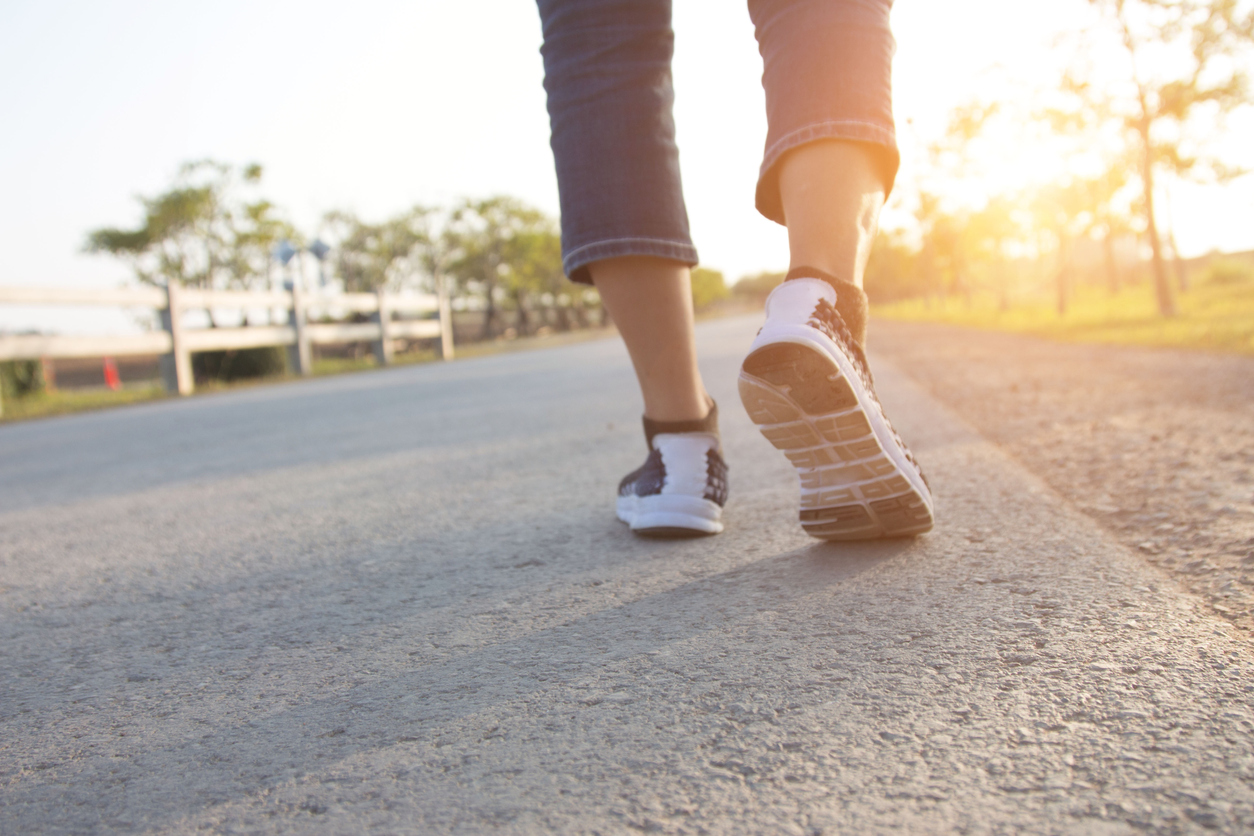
left=739, top=339, right=934, bottom=540
left=616, top=494, right=723, bottom=537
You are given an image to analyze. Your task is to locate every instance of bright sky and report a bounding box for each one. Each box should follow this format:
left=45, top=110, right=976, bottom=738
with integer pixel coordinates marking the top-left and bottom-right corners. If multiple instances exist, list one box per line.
left=1, top=0, right=1251, bottom=334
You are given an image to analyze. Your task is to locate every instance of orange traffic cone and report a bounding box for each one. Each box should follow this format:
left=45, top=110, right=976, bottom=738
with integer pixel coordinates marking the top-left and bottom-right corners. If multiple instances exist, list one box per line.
left=103, top=357, right=121, bottom=391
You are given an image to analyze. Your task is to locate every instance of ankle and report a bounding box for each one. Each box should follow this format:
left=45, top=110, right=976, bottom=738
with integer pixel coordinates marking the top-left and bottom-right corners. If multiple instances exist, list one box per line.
left=785, top=266, right=868, bottom=347
left=643, top=400, right=719, bottom=451
left=640, top=392, right=713, bottom=425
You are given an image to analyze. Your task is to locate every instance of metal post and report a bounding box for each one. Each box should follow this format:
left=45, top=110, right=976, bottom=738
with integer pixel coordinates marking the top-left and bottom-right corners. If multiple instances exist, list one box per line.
left=161, top=282, right=193, bottom=395
left=437, top=273, right=455, bottom=361
left=288, top=279, right=312, bottom=376
left=374, top=289, right=394, bottom=366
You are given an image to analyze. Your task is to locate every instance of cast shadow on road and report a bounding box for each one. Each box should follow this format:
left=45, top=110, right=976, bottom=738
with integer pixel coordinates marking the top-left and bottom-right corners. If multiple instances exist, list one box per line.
left=2, top=534, right=921, bottom=830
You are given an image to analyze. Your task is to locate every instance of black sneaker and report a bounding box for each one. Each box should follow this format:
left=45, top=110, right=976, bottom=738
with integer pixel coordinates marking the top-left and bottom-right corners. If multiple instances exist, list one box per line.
left=616, top=403, right=728, bottom=537
left=738, top=278, right=934, bottom=540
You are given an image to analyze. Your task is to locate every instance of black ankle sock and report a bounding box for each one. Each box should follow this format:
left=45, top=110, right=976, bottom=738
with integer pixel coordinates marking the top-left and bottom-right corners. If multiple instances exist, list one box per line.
left=785, top=266, right=869, bottom=347
left=643, top=400, right=719, bottom=451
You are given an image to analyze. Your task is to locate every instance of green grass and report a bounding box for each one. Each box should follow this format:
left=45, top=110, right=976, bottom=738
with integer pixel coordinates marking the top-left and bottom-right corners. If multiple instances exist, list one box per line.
left=449, top=325, right=616, bottom=359
left=310, top=356, right=388, bottom=376
left=872, top=278, right=1254, bottom=355
left=0, top=385, right=169, bottom=422
left=311, top=348, right=444, bottom=377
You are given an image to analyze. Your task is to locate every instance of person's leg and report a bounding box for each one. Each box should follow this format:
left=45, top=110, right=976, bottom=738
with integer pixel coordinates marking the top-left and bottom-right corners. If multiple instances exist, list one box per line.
left=778, top=139, right=884, bottom=292
left=590, top=257, right=709, bottom=423
left=536, top=0, right=725, bottom=535
left=771, top=138, right=885, bottom=348
left=748, top=0, right=899, bottom=349
left=596, top=255, right=725, bottom=536
left=536, top=0, right=708, bottom=423
left=739, top=0, right=933, bottom=540
left=537, top=0, right=697, bottom=282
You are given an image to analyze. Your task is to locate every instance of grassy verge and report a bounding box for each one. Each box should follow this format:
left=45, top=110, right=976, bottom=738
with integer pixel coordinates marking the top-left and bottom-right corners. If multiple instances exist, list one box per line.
left=0, top=327, right=624, bottom=424
left=449, top=325, right=617, bottom=359
left=872, top=279, right=1254, bottom=355
left=310, top=352, right=434, bottom=377
left=0, top=385, right=169, bottom=422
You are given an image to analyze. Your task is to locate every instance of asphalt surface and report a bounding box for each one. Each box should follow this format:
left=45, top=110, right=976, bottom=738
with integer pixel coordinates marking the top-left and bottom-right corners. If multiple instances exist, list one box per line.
left=2, top=314, right=1253, bottom=835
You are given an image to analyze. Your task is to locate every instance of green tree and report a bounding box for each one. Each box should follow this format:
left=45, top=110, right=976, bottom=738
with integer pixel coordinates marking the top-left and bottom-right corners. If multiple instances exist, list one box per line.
left=322, top=208, right=432, bottom=294
left=965, top=196, right=1028, bottom=310
left=1058, top=0, right=1254, bottom=316
left=0, top=360, right=45, bottom=401
left=732, top=271, right=786, bottom=303
left=85, top=160, right=292, bottom=292
left=1030, top=180, right=1098, bottom=315
left=864, top=230, right=924, bottom=303
left=1079, top=163, right=1137, bottom=294
left=445, top=196, right=560, bottom=339
left=915, top=192, right=970, bottom=301
left=496, top=215, right=563, bottom=336
left=690, top=267, right=729, bottom=311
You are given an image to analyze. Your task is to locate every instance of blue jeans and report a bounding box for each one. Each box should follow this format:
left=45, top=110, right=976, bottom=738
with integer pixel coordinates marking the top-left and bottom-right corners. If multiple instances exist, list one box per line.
left=536, top=0, right=898, bottom=283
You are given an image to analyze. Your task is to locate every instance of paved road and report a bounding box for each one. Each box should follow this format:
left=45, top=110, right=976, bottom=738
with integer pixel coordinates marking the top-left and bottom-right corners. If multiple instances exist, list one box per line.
left=2, top=315, right=1253, bottom=834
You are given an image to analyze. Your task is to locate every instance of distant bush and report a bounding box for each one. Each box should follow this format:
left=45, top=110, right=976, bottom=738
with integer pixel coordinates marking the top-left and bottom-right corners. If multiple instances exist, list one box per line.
left=864, top=231, right=929, bottom=303
left=731, top=271, right=786, bottom=303
left=192, top=346, right=288, bottom=383
left=691, top=267, right=730, bottom=311
left=0, top=360, right=45, bottom=400
left=1199, top=258, right=1254, bottom=287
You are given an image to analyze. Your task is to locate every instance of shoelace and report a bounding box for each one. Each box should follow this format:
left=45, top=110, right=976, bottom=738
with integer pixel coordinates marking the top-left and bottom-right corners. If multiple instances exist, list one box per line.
left=808, top=299, right=930, bottom=489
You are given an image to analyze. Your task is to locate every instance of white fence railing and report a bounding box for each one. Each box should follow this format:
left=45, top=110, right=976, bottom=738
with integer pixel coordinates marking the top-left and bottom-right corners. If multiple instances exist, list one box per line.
left=0, top=283, right=454, bottom=397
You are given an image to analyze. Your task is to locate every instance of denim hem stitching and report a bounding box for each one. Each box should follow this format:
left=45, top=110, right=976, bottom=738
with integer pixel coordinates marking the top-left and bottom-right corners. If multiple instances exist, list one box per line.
left=563, top=237, right=699, bottom=276
left=759, top=120, right=897, bottom=177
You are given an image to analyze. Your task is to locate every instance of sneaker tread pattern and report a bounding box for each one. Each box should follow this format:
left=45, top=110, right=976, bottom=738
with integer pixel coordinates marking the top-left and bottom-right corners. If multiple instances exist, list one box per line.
left=740, top=340, right=933, bottom=540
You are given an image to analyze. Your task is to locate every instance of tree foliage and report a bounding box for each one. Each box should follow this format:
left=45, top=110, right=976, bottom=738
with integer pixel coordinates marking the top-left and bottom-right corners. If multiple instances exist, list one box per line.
left=1054, top=0, right=1254, bottom=314
left=85, top=160, right=293, bottom=290
left=81, top=160, right=622, bottom=351
left=864, top=231, right=924, bottom=303
left=443, top=196, right=563, bottom=339
left=322, top=208, right=434, bottom=294
left=320, top=197, right=566, bottom=339
left=0, top=360, right=45, bottom=400
left=690, top=267, right=729, bottom=311
left=731, top=271, right=786, bottom=303
left=868, top=1, right=1252, bottom=315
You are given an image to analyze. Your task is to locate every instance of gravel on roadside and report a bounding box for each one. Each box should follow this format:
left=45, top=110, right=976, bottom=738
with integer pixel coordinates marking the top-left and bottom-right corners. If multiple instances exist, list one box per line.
left=873, top=318, right=1254, bottom=632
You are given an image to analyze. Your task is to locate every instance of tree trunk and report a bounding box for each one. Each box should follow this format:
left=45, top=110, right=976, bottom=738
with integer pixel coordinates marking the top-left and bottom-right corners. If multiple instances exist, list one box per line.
left=996, top=256, right=1009, bottom=312
left=1103, top=232, right=1119, bottom=295
left=514, top=291, right=531, bottom=337
left=1139, top=125, right=1177, bottom=316
left=1168, top=226, right=1188, bottom=292
left=480, top=286, right=498, bottom=341
left=1056, top=237, right=1070, bottom=317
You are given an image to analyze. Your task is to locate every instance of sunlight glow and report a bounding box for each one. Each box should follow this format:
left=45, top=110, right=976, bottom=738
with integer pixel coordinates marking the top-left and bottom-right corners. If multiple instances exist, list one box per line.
left=0, top=0, right=1251, bottom=337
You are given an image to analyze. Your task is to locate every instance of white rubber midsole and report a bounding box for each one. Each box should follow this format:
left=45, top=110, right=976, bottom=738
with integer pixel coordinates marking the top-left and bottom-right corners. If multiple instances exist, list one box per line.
left=746, top=323, right=934, bottom=517
left=617, top=493, right=724, bottom=534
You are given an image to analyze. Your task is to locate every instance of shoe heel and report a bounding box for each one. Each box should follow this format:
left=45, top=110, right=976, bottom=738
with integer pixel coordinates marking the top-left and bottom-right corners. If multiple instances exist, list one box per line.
left=741, top=344, right=857, bottom=415
left=739, top=343, right=934, bottom=540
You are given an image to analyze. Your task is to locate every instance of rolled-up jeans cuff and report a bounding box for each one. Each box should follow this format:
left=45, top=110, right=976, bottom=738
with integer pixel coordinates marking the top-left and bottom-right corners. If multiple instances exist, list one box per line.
left=755, top=122, right=900, bottom=226
left=564, top=237, right=699, bottom=285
